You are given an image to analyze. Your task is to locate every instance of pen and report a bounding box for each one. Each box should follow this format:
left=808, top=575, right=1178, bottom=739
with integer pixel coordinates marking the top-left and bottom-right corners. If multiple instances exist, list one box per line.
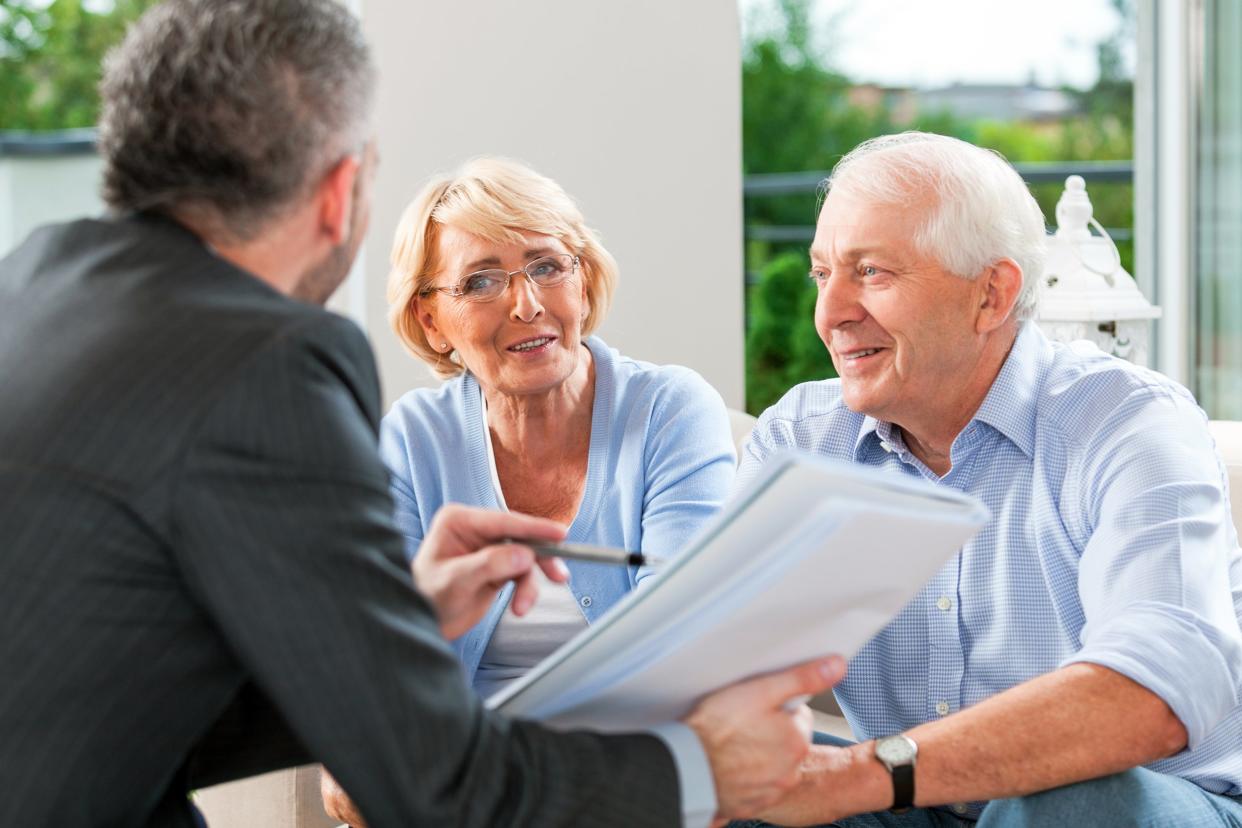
left=505, top=540, right=665, bottom=568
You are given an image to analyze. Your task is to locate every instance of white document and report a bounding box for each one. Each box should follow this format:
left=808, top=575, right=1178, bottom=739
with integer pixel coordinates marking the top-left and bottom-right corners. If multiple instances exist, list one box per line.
left=487, top=451, right=989, bottom=732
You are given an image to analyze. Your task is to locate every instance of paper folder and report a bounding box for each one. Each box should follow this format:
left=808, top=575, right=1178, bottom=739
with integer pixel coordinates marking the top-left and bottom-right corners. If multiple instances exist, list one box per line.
left=487, top=450, right=989, bottom=732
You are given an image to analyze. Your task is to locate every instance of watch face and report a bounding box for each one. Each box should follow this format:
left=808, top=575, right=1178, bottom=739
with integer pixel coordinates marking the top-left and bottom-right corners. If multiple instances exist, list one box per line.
left=875, top=735, right=917, bottom=765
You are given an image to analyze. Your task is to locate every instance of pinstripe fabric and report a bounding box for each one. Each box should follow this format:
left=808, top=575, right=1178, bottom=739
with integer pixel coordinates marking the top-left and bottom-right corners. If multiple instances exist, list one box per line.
left=738, top=323, right=1242, bottom=818
left=0, top=214, right=681, bottom=827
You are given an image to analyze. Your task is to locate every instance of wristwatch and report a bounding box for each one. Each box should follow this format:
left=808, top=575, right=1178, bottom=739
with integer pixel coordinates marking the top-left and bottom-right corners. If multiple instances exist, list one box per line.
left=874, top=734, right=918, bottom=812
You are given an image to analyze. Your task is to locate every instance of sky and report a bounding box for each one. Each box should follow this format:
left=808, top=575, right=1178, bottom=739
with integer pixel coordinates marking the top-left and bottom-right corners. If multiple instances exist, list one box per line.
left=741, top=0, right=1135, bottom=90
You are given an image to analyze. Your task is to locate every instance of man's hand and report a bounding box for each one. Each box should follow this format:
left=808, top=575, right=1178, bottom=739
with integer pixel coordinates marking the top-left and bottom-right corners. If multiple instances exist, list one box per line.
left=685, top=655, right=847, bottom=822
left=753, top=742, right=881, bottom=827
left=414, top=504, right=569, bottom=640
left=321, top=767, right=367, bottom=828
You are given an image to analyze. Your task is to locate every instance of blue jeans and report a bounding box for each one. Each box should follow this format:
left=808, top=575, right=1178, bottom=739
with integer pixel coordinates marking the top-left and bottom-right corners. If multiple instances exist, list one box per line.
left=734, top=733, right=1242, bottom=827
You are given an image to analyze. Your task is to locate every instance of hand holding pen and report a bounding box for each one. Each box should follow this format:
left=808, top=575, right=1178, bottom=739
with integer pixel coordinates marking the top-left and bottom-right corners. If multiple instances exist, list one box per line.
left=414, top=504, right=570, bottom=640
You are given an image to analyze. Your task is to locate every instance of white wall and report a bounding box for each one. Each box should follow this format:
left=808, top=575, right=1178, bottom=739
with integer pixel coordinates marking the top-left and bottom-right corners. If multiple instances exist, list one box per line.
left=346, top=0, right=745, bottom=409
left=0, top=154, right=103, bottom=254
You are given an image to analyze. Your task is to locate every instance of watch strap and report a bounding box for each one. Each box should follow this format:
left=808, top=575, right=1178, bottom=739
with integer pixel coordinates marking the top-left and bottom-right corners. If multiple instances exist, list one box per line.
left=890, top=761, right=915, bottom=812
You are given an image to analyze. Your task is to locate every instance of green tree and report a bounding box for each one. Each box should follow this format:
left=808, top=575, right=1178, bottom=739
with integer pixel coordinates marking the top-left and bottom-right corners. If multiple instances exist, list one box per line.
left=0, top=0, right=158, bottom=130
left=746, top=252, right=832, bottom=409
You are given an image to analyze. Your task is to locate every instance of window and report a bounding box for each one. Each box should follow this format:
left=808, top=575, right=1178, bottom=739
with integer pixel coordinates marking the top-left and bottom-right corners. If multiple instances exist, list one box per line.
left=1195, top=0, right=1242, bottom=417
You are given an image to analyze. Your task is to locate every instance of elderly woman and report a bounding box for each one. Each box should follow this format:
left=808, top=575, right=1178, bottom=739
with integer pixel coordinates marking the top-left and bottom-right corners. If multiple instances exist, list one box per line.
left=380, top=157, right=736, bottom=695
left=322, top=158, right=736, bottom=826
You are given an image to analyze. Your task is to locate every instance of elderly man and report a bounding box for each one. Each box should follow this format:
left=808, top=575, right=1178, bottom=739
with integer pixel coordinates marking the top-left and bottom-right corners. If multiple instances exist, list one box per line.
left=739, top=133, right=1242, bottom=826
left=0, top=1, right=840, bottom=825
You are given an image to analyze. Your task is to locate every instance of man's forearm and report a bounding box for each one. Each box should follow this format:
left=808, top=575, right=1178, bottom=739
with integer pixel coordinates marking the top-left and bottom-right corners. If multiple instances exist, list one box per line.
left=775, top=663, right=1188, bottom=823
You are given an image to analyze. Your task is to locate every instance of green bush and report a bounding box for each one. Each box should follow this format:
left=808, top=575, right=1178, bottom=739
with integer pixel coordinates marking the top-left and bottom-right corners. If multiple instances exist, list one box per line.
left=1, top=0, right=159, bottom=130
left=745, top=251, right=836, bottom=415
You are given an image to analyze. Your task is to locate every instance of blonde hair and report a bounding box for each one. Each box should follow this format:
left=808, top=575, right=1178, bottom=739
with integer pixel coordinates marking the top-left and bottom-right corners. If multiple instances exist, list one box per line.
left=388, top=157, right=618, bottom=378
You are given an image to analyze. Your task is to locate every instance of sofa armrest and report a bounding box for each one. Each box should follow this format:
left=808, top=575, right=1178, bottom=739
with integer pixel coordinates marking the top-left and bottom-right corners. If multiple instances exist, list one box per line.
left=195, top=765, right=337, bottom=828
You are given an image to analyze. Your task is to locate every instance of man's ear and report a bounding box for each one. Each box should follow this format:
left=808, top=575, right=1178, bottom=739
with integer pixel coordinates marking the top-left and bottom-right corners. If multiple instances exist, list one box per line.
left=977, top=258, right=1023, bottom=334
left=318, top=154, right=361, bottom=246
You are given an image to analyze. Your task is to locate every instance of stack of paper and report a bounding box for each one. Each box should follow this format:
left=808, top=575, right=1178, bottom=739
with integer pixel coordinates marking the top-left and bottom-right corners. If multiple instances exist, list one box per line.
left=488, top=451, right=989, bottom=732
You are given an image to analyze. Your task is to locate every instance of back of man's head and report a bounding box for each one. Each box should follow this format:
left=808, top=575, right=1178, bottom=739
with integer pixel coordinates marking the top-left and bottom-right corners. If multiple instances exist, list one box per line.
left=98, top=0, right=374, bottom=244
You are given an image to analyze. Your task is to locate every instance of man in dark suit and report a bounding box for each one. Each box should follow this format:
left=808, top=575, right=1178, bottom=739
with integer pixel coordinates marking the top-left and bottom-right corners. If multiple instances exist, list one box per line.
left=0, top=1, right=842, bottom=825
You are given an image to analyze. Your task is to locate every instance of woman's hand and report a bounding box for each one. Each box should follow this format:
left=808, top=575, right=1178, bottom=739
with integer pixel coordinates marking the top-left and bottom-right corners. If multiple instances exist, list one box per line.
left=414, top=504, right=569, bottom=640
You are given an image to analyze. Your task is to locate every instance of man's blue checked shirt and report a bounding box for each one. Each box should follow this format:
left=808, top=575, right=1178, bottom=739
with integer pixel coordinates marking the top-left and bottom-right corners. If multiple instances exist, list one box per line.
left=737, top=322, right=1242, bottom=816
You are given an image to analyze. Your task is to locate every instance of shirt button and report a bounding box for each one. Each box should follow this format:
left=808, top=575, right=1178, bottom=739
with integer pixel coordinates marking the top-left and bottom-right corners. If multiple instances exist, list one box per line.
left=579, top=595, right=592, bottom=608
left=936, top=596, right=953, bottom=611
left=936, top=701, right=950, bottom=716
left=880, top=441, right=894, bottom=453
left=952, top=803, right=969, bottom=815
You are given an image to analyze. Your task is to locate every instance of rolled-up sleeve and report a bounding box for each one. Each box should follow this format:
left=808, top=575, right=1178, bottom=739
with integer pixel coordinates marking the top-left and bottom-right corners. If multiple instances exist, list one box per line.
left=1065, top=388, right=1242, bottom=749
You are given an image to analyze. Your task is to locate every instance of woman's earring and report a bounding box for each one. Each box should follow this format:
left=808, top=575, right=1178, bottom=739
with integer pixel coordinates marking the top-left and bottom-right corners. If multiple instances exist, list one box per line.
left=440, top=342, right=449, bottom=352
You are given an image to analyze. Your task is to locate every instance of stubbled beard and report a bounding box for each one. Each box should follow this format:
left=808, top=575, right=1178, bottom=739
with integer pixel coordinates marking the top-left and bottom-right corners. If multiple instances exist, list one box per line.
left=294, top=233, right=356, bottom=305
left=294, top=154, right=369, bottom=306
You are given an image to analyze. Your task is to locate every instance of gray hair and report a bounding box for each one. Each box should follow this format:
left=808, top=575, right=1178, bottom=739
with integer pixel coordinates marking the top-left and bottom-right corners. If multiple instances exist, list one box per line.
left=98, top=0, right=375, bottom=242
left=824, top=132, right=1047, bottom=320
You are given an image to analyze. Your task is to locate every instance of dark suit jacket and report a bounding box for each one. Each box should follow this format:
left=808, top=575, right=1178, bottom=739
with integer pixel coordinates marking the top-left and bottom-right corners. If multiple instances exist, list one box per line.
left=0, top=214, right=681, bottom=827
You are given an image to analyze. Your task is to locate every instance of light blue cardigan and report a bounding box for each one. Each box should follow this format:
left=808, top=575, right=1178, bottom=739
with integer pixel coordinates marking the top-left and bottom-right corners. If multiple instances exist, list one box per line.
left=379, top=336, right=737, bottom=687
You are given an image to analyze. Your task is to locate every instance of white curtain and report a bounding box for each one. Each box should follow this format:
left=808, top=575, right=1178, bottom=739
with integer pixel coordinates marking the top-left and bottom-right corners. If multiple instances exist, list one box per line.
left=1196, top=0, right=1242, bottom=417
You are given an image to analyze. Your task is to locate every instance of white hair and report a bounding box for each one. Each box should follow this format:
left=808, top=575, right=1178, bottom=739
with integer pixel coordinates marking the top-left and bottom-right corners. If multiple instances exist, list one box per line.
left=823, top=132, right=1047, bottom=320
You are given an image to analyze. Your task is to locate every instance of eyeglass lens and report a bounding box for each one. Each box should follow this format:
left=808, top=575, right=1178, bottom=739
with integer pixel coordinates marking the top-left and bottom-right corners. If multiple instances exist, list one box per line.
left=456, top=254, right=575, bottom=301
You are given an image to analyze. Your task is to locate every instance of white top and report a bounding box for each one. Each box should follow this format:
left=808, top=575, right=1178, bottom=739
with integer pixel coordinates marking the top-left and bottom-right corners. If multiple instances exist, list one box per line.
left=473, top=388, right=588, bottom=700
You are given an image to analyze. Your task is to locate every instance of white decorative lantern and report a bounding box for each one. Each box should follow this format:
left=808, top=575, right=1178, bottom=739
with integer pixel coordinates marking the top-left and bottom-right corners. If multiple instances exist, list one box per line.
left=1035, top=175, right=1161, bottom=365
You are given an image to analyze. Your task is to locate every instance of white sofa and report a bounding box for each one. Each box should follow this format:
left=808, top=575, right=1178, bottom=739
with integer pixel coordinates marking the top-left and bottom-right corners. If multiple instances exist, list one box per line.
left=197, top=419, right=1242, bottom=828
left=196, top=766, right=333, bottom=828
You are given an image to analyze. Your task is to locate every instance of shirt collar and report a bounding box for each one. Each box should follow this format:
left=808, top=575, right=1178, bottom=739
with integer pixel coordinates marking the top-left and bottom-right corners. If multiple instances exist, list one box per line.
left=968, top=321, right=1049, bottom=459
left=852, top=415, right=883, bottom=460
left=850, top=321, right=1049, bottom=462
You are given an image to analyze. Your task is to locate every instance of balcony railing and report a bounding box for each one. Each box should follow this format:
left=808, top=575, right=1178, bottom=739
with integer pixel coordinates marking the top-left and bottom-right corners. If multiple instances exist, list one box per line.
left=743, top=159, right=1135, bottom=249
left=0, top=129, right=97, bottom=157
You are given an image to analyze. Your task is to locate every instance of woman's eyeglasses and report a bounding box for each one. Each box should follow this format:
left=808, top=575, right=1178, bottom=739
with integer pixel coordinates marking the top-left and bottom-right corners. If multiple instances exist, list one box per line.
left=421, top=254, right=579, bottom=303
